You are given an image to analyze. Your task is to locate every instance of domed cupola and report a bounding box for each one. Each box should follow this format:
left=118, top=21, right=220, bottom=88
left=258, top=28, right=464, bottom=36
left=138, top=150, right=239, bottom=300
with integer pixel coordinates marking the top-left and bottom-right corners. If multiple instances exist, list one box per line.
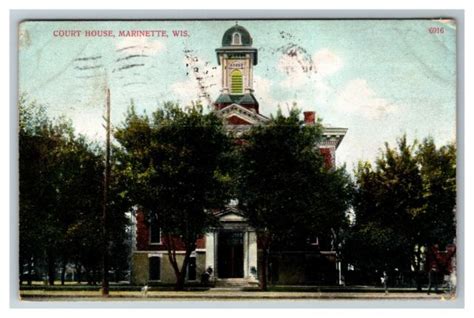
left=221, top=24, right=253, bottom=47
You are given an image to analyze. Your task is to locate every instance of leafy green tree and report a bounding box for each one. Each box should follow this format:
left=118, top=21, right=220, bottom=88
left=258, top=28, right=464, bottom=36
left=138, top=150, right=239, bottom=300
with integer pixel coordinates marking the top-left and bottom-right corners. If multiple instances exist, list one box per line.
left=114, top=103, right=232, bottom=290
left=59, top=147, right=130, bottom=285
left=236, top=109, right=353, bottom=290
left=345, top=136, right=424, bottom=276
left=345, top=136, right=456, bottom=284
left=19, top=96, right=51, bottom=284
left=107, top=162, right=134, bottom=282
left=19, top=96, right=81, bottom=285
left=413, top=138, right=456, bottom=285
left=19, top=95, right=129, bottom=285
left=416, top=138, right=456, bottom=248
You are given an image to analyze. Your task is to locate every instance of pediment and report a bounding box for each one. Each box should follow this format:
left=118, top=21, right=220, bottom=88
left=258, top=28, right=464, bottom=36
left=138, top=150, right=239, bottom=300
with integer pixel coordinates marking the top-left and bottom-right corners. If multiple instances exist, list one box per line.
left=219, top=212, right=246, bottom=222
left=218, top=103, right=268, bottom=125
left=216, top=206, right=247, bottom=223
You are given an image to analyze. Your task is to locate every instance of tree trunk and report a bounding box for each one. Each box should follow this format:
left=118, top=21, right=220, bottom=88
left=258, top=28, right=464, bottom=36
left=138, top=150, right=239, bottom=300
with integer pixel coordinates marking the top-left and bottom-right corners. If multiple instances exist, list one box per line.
left=259, top=233, right=272, bottom=291
left=76, top=262, right=82, bottom=284
left=164, top=234, right=195, bottom=291
left=414, top=248, right=423, bottom=291
left=175, top=248, right=192, bottom=291
left=47, top=251, right=55, bottom=286
left=60, top=261, right=66, bottom=285
left=261, top=247, right=269, bottom=291
left=164, top=235, right=182, bottom=289
left=175, top=272, right=185, bottom=291
left=415, top=271, right=422, bottom=291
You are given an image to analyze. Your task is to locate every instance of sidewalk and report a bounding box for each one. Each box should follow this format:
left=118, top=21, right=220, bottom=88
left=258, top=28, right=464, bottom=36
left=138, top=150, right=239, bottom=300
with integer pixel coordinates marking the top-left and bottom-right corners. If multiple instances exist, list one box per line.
left=19, top=289, right=455, bottom=301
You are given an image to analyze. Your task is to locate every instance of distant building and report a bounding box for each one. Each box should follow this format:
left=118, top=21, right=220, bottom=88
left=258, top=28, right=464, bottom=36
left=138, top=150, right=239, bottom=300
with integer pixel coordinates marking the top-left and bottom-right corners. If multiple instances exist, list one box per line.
left=131, top=24, right=347, bottom=286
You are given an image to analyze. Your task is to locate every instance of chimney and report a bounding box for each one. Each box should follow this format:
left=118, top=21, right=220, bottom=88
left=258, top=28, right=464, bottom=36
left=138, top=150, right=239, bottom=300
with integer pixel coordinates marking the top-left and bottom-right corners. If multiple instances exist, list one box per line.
left=303, top=111, right=316, bottom=125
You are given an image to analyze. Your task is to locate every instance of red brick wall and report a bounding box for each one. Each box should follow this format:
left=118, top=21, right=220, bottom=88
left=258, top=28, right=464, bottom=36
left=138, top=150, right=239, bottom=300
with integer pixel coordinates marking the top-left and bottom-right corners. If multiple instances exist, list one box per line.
left=136, top=210, right=150, bottom=250
left=227, top=115, right=251, bottom=125
left=319, top=147, right=335, bottom=168
left=135, top=210, right=206, bottom=251
left=303, top=111, right=316, bottom=124
left=425, top=244, right=456, bottom=274
left=196, top=236, right=206, bottom=249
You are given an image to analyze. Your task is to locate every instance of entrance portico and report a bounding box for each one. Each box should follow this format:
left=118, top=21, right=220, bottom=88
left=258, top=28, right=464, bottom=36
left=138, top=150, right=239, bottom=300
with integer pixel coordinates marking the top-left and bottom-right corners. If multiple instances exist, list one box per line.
left=205, top=208, right=258, bottom=281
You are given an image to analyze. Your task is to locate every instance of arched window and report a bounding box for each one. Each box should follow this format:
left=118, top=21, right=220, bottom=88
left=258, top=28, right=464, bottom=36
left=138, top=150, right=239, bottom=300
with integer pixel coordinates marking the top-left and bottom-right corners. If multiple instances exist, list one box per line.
left=230, top=69, right=243, bottom=94
left=232, top=32, right=242, bottom=45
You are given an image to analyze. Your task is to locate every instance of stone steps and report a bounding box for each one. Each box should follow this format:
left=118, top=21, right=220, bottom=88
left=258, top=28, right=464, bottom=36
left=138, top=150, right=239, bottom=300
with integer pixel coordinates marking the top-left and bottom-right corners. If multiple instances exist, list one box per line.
left=214, top=278, right=259, bottom=289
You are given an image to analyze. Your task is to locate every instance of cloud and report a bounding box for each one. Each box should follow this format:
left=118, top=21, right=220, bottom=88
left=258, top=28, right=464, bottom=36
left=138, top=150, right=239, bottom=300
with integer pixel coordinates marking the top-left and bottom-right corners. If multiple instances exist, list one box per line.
left=170, top=47, right=344, bottom=113
left=253, top=75, right=313, bottom=116
left=277, top=48, right=343, bottom=89
left=334, top=79, right=399, bottom=119
left=313, top=49, right=343, bottom=77
left=115, top=37, right=165, bottom=55
left=253, top=75, right=278, bottom=113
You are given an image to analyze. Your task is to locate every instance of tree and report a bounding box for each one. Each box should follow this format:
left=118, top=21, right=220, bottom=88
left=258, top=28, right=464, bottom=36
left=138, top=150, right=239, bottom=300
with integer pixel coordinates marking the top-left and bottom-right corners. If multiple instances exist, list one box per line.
left=236, top=109, right=352, bottom=290
left=347, top=136, right=424, bottom=278
left=19, top=96, right=84, bottom=285
left=107, top=161, right=134, bottom=282
left=19, top=96, right=51, bottom=285
left=114, top=103, right=232, bottom=290
left=345, top=135, right=456, bottom=285
left=416, top=138, right=456, bottom=248
left=19, top=95, right=129, bottom=285
left=414, top=138, right=456, bottom=287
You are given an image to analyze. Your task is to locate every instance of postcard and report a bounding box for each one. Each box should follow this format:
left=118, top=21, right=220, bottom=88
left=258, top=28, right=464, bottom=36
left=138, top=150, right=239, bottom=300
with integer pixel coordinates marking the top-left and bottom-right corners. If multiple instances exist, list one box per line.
left=17, top=18, right=458, bottom=303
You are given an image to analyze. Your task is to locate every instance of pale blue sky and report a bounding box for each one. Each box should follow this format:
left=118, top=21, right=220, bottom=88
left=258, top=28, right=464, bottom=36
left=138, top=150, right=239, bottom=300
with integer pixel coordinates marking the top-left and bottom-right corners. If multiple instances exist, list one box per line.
left=18, top=20, right=456, bottom=169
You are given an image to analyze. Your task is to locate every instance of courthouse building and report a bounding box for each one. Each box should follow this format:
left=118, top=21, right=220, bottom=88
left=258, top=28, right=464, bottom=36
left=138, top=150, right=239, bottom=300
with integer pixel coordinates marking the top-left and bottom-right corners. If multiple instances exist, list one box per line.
left=131, top=24, right=348, bottom=286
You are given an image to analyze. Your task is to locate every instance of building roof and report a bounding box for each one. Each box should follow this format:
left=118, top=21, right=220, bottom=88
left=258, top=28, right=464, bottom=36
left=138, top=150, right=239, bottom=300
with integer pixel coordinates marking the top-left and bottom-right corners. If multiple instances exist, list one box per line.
left=238, top=93, right=258, bottom=105
left=215, top=94, right=234, bottom=104
left=216, top=24, right=258, bottom=65
left=215, top=93, right=259, bottom=106
left=320, top=127, right=348, bottom=149
left=221, top=24, right=253, bottom=47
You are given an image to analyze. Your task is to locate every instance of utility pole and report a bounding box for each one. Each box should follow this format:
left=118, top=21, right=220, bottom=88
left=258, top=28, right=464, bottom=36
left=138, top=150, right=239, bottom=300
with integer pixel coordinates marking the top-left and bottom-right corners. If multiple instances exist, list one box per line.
left=101, top=88, right=111, bottom=296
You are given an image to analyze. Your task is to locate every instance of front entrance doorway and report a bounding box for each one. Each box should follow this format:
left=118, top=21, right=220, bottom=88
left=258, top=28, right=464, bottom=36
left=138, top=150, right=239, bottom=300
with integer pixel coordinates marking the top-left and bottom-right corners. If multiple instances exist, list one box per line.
left=217, top=231, right=244, bottom=278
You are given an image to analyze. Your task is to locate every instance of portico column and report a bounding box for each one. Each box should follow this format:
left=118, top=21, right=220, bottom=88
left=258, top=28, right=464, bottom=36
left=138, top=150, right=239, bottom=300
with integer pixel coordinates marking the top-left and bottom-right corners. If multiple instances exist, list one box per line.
left=248, top=230, right=258, bottom=280
left=205, top=232, right=215, bottom=272
left=244, top=231, right=249, bottom=277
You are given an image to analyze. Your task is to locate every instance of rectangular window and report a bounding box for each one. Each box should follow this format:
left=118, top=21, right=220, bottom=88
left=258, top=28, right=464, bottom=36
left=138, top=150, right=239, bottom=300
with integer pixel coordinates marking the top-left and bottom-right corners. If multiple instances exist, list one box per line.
left=187, top=257, right=197, bottom=281
left=149, top=218, right=161, bottom=244
left=149, top=256, right=161, bottom=281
